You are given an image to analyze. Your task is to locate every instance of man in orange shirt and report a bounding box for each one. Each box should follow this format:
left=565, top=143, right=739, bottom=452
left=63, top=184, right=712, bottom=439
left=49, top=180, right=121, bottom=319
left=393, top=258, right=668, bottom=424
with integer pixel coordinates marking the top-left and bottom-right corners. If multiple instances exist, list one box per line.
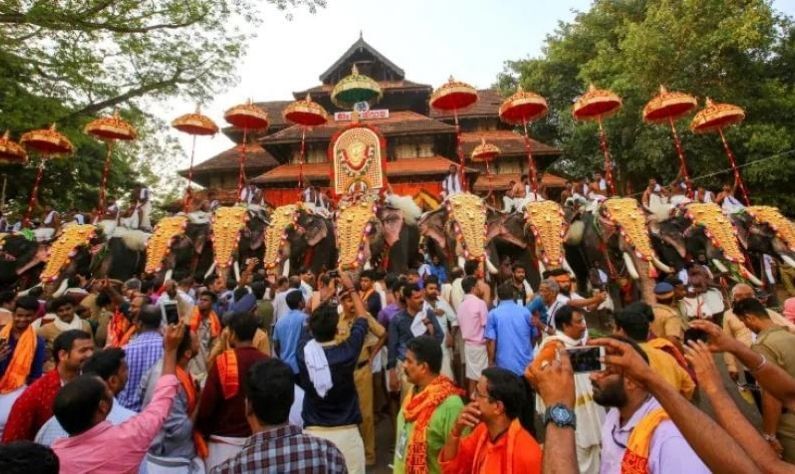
left=439, top=367, right=541, bottom=474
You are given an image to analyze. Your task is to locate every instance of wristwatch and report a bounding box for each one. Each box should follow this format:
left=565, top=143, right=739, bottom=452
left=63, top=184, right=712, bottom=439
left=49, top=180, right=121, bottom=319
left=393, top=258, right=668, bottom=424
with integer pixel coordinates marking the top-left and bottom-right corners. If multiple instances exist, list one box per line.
left=544, top=403, right=576, bottom=429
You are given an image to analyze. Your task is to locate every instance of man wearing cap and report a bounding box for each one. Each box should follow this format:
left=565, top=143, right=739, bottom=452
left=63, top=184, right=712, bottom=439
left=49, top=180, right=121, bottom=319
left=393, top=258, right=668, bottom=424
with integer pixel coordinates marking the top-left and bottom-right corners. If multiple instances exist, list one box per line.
left=545, top=268, right=606, bottom=313
left=651, top=282, right=686, bottom=350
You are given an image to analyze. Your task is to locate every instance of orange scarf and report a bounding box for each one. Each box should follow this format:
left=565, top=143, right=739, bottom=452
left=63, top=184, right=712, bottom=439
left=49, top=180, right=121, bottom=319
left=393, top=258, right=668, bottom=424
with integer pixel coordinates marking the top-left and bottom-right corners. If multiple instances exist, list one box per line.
left=175, top=366, right=209, bottom=459
left=0, top=324, right=36, bottom=394
left=471, top=418, right=523, bottom=474
left=215, top=349, right=239, bottom=400
left=189, top=307, right=221, bottom=338
left=620, top=408, right=669, bottom=474
left=403, top=376, right=464, bottom=474
left=109, top=309, right=136, bottom=348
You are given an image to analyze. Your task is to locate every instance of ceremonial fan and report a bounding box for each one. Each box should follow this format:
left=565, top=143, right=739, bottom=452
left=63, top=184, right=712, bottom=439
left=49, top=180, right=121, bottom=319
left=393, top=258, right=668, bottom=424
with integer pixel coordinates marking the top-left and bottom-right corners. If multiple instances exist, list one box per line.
left=572, top=84, right=622, bottom=196
left=430, top=77, right=478, bottom=192
left=499, top=85, right=549, bottom=193
left=171, top=106, right=219, bottom=211
left=20, top=124, right=74, bottom=227
left=84, top=110, right=137, bottom=216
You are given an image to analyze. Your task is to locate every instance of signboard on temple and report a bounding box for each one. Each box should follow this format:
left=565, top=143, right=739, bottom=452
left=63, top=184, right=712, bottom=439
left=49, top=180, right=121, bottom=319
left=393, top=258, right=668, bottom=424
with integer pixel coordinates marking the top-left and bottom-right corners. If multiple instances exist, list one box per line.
left=334, top=109, right=389, bottom=121
left=329, top=123, right=386, bottom=196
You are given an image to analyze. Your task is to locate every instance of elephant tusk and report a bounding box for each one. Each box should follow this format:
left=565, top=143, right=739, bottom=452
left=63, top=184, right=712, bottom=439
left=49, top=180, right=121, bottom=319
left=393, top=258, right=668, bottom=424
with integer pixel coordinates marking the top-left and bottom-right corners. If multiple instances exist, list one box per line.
left=562, top=258, right=575, bottom=277
left=457, top=256, right=466, bottom=271
left=164, top=269, right=173, bottom=283
left=623, top=252, right=640, bottom=280
left=17, top=282, right=42, bottom=297
left=52, top=278, right=70, bottom=298
left=780, top=253, right=795, bottom=269
left=204, top=262, right=216, bottom=280
left=651, top=257, right=673, bottom=274
left=745, top=270, right=764, bottom=287
left=538, top=260, right=547, bottom=276
left=364, top=260, right=373, bottom=270
left=712, top=259, right=729, bottom=274
left=234, top=261, right=241, bottom=283
left=282, top=258, right=291, bottom=277
left=485, top=257, right=499, bottom=275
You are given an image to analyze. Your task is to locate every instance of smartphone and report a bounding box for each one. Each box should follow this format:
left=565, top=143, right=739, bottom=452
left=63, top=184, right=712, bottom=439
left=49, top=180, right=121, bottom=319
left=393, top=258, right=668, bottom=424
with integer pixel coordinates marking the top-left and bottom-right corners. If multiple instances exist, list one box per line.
left=566, top=346, right=606, bottom=373
left=161, top=302, right=179, bottom=325
left=683, top=328, right=708, bottom=345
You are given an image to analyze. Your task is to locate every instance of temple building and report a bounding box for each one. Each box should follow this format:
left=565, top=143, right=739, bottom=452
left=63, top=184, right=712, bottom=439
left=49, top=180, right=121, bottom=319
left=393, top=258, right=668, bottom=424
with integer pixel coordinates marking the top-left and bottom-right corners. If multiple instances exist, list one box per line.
left=180, top=36, right=562, bottom=208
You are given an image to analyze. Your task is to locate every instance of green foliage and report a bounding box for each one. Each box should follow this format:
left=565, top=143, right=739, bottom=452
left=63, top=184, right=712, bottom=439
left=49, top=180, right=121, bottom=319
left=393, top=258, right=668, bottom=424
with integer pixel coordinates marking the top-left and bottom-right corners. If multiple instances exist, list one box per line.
left=499, top=0, right=795, bottom=214
left=0, top=0, right=325, bottom=217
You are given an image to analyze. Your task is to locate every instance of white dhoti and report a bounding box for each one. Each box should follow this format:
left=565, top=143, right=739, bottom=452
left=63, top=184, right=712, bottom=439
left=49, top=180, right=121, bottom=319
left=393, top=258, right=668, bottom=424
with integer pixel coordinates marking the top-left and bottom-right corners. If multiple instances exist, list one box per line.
left=205, top=435, right=247, bottom=472
left=140, top=201, right=153, bottom=230
left=440, top=344, right=454, bottom=380
left=143, top=454, right=205, bottom=474
left=304, top=424, right=365, bottom=474
left=0, top=385, right=26, bottom=438
left=463, top=343, right=488, bottom=381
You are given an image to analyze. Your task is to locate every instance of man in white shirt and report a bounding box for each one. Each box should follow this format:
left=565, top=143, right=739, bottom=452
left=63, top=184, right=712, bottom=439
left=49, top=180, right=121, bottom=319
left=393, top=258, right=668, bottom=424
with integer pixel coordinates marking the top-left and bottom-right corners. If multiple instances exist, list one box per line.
left=441, top=164, right=462, bottom=198
left=423, top=276, right=458, bottom=379
left=680, top=265, right=725, bottom=320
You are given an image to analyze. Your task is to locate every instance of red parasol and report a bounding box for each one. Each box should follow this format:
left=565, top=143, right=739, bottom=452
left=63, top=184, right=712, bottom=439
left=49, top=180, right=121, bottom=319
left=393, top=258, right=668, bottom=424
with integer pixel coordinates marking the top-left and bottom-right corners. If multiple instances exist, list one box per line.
left=283, top=94, right=329, bottom=190
left=224, top=100, right=269, bottom=201
left=20, top=124, right=74, bottom=227
left=499, top=85, right=549, bottom=193
left=85, top=110, right=137, bottom=217
left=430, top=77, right=478, bottom=192
left=643, top=86, right=698, bottom=196
left=471, top=138, right=501, bottom=191
left=572, top=84, right=622, bottom=196
left=172, top=106, right=219, bottom=211
left=691, top=98, right=749, bottom=205
left=0, top=131, right=28, bottom=165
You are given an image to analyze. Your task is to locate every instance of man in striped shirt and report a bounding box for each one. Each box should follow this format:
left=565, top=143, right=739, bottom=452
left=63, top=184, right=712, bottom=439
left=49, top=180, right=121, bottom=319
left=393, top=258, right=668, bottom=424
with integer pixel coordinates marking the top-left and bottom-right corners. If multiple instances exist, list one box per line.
left=117, top=305, right=163, bottom=411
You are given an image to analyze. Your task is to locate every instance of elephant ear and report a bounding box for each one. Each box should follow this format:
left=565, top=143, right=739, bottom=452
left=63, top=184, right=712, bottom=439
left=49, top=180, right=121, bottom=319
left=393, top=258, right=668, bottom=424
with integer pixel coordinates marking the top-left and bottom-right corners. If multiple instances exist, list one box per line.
left=304, top=215, right=329, bottom=247
left=380, top=207, right=404, bottom=247
left=486, top=211, right=527, bottom=249
left=418, top=207, right=448, bottom=251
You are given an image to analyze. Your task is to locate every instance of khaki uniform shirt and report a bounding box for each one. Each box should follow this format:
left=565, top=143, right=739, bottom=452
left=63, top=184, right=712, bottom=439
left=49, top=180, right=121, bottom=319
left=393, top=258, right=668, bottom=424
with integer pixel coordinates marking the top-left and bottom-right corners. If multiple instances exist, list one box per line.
left=650, top=304, right=686, bottom=340
left=753, top=326, right=795, bottom=441
left=337, top=312, right=385, bottom=364
left=724, top=309, right=795, bottom=373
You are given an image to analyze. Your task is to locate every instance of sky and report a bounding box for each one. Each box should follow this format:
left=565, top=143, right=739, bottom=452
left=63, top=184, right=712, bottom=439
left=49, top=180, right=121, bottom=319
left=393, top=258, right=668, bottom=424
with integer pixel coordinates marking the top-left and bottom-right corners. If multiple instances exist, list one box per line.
left=162, top=0, right=795, bottom=173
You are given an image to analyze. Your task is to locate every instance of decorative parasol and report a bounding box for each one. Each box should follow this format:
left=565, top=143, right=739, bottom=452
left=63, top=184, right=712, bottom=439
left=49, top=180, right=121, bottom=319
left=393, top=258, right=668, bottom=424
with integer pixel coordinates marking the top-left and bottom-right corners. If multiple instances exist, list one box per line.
left=430, top=76, right=478, bottom=191
left=331, top=64, right=383, bottom=109
left=643, top=86, right=697, bottom=196
left=572, top=84, right=622, bottom=196
left=283, top=93, right=329, bottom=189
left=172, top=106, right=219, bottom=211
left=20, top=124, right=74, bottom=228
left=471, top=138, right=501, bottom=192
left=691, top=98, right=750, bottom=205
left=85, top=110, right=137, bottom=217
left=224, top=100, right=269, bottom=201
left=499, top=85, right=548, bottom=193
left=0, top=131, right=27, bottom=165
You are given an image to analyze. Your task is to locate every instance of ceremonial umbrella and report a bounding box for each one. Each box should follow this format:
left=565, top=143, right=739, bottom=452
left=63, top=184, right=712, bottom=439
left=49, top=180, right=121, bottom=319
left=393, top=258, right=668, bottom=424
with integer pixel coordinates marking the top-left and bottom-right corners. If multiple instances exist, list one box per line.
left=283, top=94, right=329, bottom=189
left=471, top=138, right=501, bottom=191
left=331, top=64, right=383, bottom=109
left=499, top=85, right=548, bottom=193
left=0, top=131, right=28, bottom=210
left=643, top=86, right=698, bottom=196
left=430, top=77, right=478, bottom=191
left=572, top=84, right=622, bottom=196
left=172, top=106, right=219, bottom=211
left=85, top=110, right=137, bottom=216
left=224, top=100, right=269, bottom=201
left=691, top=98, right=750, bottom=205
left=20, top=124, right=74, bottom=227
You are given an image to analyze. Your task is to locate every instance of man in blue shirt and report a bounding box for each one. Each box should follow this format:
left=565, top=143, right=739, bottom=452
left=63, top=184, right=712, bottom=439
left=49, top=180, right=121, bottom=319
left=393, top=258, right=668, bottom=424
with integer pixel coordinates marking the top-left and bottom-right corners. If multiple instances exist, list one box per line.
left=273, top=290, right=307, bottom=375
left=485, top=284, right=537, bottom=376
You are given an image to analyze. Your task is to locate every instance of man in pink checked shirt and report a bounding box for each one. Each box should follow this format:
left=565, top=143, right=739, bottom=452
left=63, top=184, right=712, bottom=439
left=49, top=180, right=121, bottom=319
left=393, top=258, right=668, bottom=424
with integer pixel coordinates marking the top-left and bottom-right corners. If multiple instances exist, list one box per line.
left=51, top=321, right=185, bottom=474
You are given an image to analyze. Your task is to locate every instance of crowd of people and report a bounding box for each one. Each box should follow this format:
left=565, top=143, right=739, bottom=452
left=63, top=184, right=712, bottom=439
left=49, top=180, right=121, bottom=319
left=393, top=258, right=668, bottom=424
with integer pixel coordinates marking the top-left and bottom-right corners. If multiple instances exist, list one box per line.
left=0, top=252, right=795, bottom=473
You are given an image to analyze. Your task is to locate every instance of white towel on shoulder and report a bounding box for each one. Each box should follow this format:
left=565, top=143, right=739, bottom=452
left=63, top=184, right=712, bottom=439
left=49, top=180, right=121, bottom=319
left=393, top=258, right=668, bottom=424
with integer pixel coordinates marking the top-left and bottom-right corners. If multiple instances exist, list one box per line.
left=303, top=339, right=333, bottom=398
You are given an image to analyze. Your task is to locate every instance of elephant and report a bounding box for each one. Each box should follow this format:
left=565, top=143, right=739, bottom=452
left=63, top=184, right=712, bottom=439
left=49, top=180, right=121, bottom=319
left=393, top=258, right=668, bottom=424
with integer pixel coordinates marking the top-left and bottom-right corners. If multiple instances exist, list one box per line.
left=263, top=203, right=337, bottom=277
left=0, top=234, right=47, bottom=291
left=207, top=205, right=272, bottom=282
left=39, top=223, right=104, bottom=297
left=731, top=206, right=795, bottom=273
left=651, top=202, right=763, bottom=286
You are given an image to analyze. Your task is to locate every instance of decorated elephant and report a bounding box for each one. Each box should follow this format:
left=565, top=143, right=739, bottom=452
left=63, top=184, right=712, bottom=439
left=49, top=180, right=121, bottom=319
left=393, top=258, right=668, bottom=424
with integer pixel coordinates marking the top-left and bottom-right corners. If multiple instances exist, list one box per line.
left=652, top=202, right=763, bottom=286
left=564, top=197, right=673, bottom=304
left=206, top=205, right=270, bottom=282
left=731, top=206, right=795, bottom=272
left=143, top=214, right=213, bottom=282
left=39, top=224, right=103, bottom=296
left=0, top=233, right=48, bottom=291
left=262, top=203, right=336, bottom=277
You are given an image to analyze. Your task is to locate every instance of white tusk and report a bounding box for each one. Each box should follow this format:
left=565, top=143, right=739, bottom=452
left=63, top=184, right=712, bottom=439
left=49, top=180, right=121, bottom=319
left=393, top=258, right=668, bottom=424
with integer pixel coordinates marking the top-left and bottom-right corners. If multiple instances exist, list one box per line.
left=780, top=253, right=795, bottom=269
left=234, top=261, right=241, bottom=283
left=485, top=258, right=499, bottom=275
left=746, top=270, right=764, bottom=287
left=538, top=260, right=547, bottom=276
left=562, top=258, right=575, bottom=277
left=712, top=259, right=729, bottom=274
left=651, top=256, right=673, bottom=273
left=52, top=278, right=70, bottom=298
left=204, top=262, right=216, bottom=280
left=457, top=256, right=466, bottom=271
left=624, top=252, right=640, bottom=280
left=364, top=260, right=373, bottom=270
left=164, top=269, right=173, bottom=283
left=282, top=258, right=290, bottom=277
left=17, top=282, right=42, bottom=297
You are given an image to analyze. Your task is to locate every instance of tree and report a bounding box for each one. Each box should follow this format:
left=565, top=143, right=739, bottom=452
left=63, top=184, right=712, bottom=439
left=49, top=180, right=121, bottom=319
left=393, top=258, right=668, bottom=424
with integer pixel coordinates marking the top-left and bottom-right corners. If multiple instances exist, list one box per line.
left=0, top=0, right=325, bottom=216
left=499, top=0, right=795, bottom=213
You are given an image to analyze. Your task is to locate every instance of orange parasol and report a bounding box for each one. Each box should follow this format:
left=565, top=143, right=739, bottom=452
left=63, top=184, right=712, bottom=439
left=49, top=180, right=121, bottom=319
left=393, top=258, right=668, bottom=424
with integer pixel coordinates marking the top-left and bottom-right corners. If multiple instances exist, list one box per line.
left=572, top=84, right=622, bottom=196
left=499, top=85, right=549, bottom=193
left=283, top=94, right=329, bottom=189
left=20, top=124, right=74, bottom=227
left=471, top=138, right=500, bottom=191
left=172, top=106, right=219, bottom=211
left=643, top=86, right=698, bottom=196
left=224, top=100, right=269, bottom=201
left=430, top=77, right=478, bottom=192
left=85, top=110, right=137, bottom=216
left=0, top=131, right=27, bottom=165
left=691, top=98, right=749, bottom=205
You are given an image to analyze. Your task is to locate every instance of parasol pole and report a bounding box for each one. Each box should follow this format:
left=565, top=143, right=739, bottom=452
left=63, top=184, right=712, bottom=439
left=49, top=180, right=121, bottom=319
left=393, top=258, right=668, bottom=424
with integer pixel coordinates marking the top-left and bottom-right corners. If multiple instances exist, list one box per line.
left=298, top=128, right=306, bottom=190
left=97, top=140, right=114, bottom=217
left=1, top=174, right=7, bottom=211
left=183, top=134, right=197, bottom=213
left=522, top=119, right=539, bottom=194
left=454, top=109, right=466, bottom=192
left=237, top=128, right=248, bottom=202
left=23, top=160, right=46, bottom=228
left=718, top=127, right=751, bottom=205
left=597, top=118, right=617, bottom=196
left=668, top=117, right=692, bottom=198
